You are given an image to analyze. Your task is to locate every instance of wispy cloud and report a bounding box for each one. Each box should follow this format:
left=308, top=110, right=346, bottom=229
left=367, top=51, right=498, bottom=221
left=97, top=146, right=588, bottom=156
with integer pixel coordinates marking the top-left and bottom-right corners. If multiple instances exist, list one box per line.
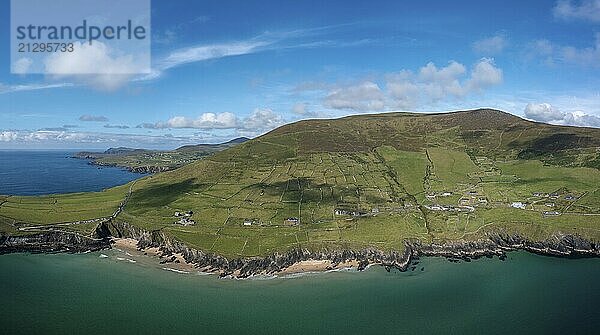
left=0, top=82, right=73, bottom=94
left=4, top=25, right=382, bottom=93
left=79, top=115, right=109, bottom=122
left=36, top=124, right=80, bottom=132
left=527, top=33, right=600, bottom=67
left=138, top=26, right=355, bottom=82
left=103, top=124, right=130, bottom=129
left=291, top=102, right=322, bottom=118
left=162, top=41, right=269, bottom=69
left=553, top=0, right=600, bottom=23
left=472, top=34, right=508, bottom=55
left=153, top=16, right=211, bottom=45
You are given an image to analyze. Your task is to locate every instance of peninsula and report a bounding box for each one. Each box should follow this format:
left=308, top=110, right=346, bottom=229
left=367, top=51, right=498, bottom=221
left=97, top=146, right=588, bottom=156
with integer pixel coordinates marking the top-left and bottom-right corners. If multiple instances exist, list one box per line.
left=2, top=109, right=599, bottom=277
left=74, top=137, right=249, bottom=173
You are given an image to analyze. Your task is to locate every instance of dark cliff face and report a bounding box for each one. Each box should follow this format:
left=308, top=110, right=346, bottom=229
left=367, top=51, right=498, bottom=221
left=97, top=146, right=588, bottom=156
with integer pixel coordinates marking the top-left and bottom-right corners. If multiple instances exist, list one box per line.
left=105, top=221, right=412, bottom=277
left=0, top=231, right=111, bottom=254
left=87, top=161, right=170, bottom=174
left=104, top=221, right=600, bottom=278
left=2, top=221, right=598, bottom=278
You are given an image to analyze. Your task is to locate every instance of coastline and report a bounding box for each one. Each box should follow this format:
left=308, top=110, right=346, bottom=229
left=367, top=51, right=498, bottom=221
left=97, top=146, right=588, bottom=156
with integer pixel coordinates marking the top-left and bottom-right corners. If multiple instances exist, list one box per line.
left=2, top=220, right=599, bottom=278
left=112, top=237, right=364, bottom=277
left=79, top=158, right=170, bottom=174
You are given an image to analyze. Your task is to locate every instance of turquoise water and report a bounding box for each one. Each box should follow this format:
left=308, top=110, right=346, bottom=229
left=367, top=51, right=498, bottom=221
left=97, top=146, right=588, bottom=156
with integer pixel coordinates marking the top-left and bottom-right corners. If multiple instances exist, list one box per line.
left=0, top=251, right=598, bottom=334
left=0, top=151, right=598, bottom=334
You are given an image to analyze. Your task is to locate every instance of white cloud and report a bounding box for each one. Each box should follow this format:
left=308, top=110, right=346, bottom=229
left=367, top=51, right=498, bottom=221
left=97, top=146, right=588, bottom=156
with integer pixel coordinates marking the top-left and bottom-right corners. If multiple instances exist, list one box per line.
left=138, top=109, right=285, bottom=135
left=324, top=81, right=385, bottom=111
left=44, top=41, right=149, bottom=90
left=12, top=58, right=33, bottom=74
left=467, top=58, right=504, bottom=91
left=0, top=129, right=234, bottom=149
left=243, top=108, right=284, bottom=131
left=553, top=0, right=600, bottom=23
left=0, top=131, right=18, bottom=142
left=417, top=61, right=467, bottom=100
left=386, top=59, right=503, bottom=109
left=317, top=59, right=503, bottom=112
left=472, top=35, right=508, bottom=55
left=563, top=110, right=600, bottom=127
left=524, top=102, right=600, bottom=127
left=143, top=112, right=239, bottom=129
left=524, top=103, right=565, bottom=122
left=382, top=70, right=418, bottom=110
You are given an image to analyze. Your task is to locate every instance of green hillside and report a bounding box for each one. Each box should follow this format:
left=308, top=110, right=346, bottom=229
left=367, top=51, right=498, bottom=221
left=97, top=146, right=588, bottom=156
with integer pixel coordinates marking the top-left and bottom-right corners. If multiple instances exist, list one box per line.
left=3, top=109, right=600, bottom=257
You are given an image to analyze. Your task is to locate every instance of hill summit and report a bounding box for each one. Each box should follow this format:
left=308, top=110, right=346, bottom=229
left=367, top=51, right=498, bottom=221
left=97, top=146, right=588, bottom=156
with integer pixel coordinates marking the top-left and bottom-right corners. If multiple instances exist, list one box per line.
left=2, top=109, right=600, bottom=263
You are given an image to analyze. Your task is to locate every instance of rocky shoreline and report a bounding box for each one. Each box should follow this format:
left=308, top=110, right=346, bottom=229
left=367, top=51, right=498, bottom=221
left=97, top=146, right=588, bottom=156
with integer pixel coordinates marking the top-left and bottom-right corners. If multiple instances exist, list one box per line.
left=0, top=231, right=110, bottom=254
left=87, top=160, right=171, bottom=174
left=2, top=220, right=599, bottom=278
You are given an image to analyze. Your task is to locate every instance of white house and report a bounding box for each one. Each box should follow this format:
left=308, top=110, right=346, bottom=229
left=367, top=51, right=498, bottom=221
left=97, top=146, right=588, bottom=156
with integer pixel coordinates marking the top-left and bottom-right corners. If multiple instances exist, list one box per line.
left=511, top=202, right=526, bottom=209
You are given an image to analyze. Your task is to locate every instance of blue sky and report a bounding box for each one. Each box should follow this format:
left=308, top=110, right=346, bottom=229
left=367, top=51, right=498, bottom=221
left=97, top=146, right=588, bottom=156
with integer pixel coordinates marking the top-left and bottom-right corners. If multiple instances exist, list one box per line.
left=1, top=0, right=600, bottom=149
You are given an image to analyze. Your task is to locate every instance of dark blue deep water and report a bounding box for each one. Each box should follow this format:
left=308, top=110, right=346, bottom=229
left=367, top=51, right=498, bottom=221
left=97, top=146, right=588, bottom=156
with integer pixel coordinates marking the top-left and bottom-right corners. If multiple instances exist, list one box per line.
left=0, top=151, right=143, bottom=195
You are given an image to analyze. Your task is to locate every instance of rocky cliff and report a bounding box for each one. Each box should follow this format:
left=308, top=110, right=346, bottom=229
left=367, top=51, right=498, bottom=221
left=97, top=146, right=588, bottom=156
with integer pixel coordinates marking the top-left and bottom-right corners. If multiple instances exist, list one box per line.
left=0, top=231, right=110, bottom=254
left=103, top=221, right=600, bottom=278
left=2, top=220, right=598, bottom=278
left=89, top=161, right=171, bottom=174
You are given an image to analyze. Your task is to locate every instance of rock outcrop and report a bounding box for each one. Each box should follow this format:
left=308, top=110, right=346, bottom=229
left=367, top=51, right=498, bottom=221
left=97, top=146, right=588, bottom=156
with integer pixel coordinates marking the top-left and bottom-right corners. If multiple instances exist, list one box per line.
left=89, top=161, right=171, bottom=174
left=0, top=231, right=110, bottom=254
left=102, top=221, right=600, bottom=278
left=2, top=220, right=598, bottom=278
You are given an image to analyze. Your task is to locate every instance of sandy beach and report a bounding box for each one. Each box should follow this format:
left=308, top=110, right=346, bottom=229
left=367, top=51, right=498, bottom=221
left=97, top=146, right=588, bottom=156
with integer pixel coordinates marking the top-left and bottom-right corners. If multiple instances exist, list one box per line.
left=112, top=238, right=197, bottom=273
left=111, top=238, right=364, bottom=277
left=280, top=259, right=361, bottom=274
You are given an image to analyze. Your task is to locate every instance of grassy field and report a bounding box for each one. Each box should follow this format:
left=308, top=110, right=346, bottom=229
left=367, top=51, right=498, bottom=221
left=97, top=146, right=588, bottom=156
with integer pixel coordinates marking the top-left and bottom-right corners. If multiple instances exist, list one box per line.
left=0, top=184, right=130, bottom=235
left=3, top=109, right=600, bottom=257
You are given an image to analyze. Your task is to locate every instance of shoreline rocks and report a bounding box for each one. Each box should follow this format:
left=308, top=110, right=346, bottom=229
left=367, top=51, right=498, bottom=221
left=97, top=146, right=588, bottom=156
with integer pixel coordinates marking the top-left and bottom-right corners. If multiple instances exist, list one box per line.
left=0, top=231, right=110, bottom=255
left=2, top=221, right=599, bottom=278
left=88, top=160, right=171, bottom=174
left=71, top=155, right=171, bottom=174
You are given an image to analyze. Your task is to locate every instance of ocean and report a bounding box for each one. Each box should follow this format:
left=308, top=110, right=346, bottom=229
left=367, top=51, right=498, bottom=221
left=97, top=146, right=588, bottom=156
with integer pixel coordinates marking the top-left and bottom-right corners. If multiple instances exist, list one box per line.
left=0, top=150, right=144, bottom=195
left=0, top=251, right=599, bottom=334
left=0, top=151, right=599, bottom=334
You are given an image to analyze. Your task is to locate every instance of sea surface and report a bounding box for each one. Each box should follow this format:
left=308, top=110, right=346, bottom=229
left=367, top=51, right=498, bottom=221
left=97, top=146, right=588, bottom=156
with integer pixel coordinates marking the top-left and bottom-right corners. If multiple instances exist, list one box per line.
left=0, top=150, right=144, bottom=195
left=0, top=151, right=599, bottom=334
left=0, top=251, right=599, bottom=334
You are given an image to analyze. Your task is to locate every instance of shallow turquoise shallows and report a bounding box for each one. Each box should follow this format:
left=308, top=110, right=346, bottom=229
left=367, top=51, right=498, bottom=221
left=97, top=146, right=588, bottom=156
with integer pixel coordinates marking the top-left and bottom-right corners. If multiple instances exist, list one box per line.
left=0, top=251, right=598, bottom=335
